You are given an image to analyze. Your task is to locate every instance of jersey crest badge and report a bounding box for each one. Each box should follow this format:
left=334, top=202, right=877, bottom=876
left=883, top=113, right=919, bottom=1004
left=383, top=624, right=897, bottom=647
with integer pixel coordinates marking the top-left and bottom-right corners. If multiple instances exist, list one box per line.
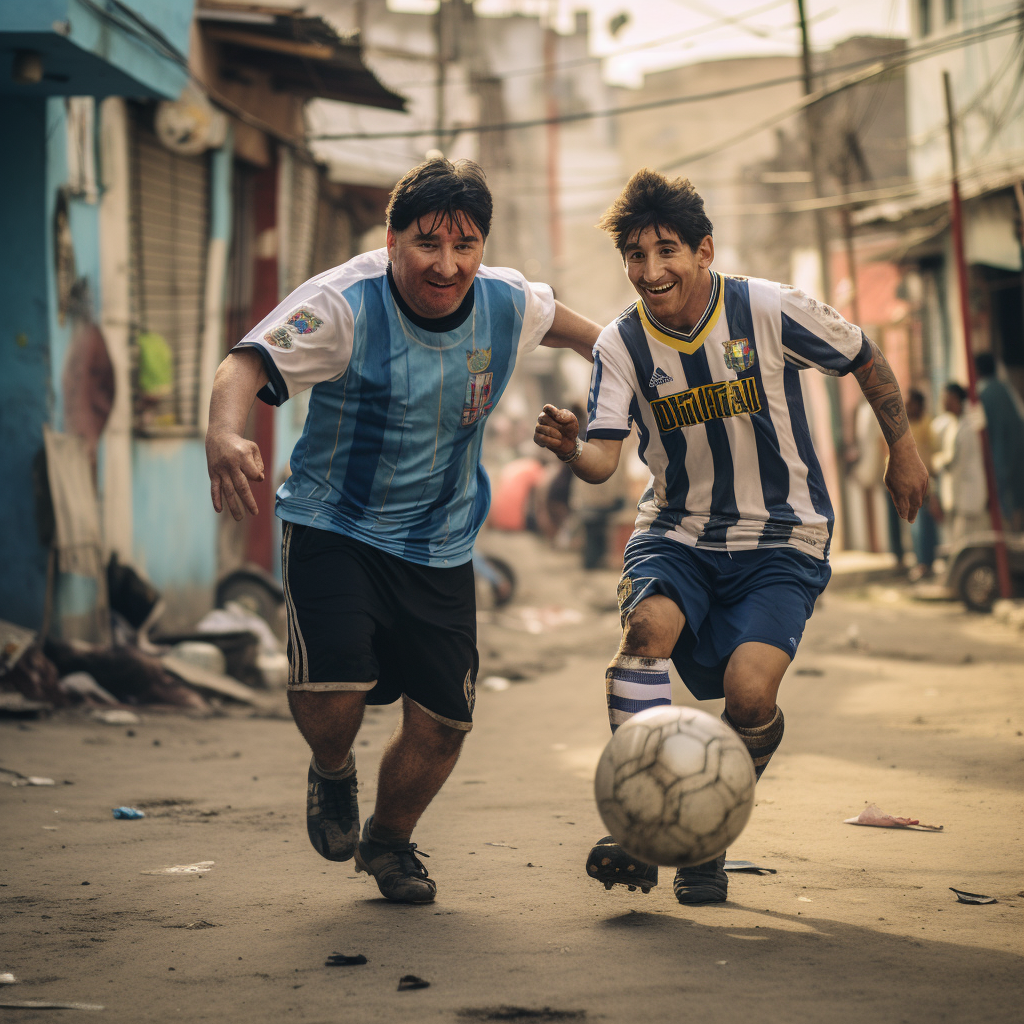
left=467, top=348, right=491, bottom=373
left=723, top=337, right=756, bottom=372
left=461, top=372, right=493, bottom=426
left=649, top=366, right=674, bottom=387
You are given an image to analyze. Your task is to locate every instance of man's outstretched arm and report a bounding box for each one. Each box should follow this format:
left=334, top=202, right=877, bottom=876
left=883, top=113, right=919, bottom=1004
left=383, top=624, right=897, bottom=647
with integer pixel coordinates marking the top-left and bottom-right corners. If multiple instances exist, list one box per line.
left=852, top=340, right=929, bottom=522
left=533, top=404, right=623, bottom=483
left=206, top=348, right=270, bottom=521
left=539, top=301, right=601, bottom=362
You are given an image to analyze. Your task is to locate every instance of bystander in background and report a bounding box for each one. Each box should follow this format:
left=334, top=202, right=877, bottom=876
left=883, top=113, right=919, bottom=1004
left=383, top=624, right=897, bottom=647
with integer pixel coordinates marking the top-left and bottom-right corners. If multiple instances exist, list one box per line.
left=906, top=388, right=941, bottom=581
left=934, top=383, right=988, bottom=544
left=974, top=353, right=1024, bottom=532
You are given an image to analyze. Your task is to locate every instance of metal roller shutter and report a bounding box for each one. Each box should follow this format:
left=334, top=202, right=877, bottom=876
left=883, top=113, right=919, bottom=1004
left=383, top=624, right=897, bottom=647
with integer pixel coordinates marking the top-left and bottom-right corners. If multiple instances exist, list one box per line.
left=129, top=108, right=210, bottom=433
left=283, top=154, right=320, bottom=296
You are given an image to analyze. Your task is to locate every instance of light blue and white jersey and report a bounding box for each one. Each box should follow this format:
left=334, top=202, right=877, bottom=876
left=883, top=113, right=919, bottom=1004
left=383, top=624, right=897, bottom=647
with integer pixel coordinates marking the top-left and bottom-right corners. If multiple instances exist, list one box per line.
left=588, top=273, right=870, bottom=560
left=236, top=249, right=555, bottom=567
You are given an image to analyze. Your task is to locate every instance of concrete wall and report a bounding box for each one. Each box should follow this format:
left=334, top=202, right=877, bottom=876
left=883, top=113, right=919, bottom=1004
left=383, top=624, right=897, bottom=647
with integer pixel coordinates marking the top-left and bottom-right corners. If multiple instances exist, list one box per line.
left=906, top=0, right=1024, bottom=185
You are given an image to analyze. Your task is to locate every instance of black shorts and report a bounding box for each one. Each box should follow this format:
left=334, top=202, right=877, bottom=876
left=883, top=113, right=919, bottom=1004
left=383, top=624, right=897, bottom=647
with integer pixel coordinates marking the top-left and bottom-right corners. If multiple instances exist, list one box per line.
left=282, top=522, right=478, bottom=730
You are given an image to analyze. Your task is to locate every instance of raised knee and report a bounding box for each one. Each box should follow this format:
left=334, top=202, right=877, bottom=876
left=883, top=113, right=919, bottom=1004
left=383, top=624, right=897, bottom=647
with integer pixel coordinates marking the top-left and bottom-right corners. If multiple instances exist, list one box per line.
left=620, top=599, right=682, bottom=658
left=724, top=696, right=776, bottom=729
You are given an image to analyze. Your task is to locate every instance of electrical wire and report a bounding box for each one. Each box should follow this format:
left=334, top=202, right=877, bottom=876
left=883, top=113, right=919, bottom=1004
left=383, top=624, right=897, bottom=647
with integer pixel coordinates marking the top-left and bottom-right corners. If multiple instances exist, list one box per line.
left=310, top=8, right=1023, bottom=142
left=380, top=0, right=796, bottom=88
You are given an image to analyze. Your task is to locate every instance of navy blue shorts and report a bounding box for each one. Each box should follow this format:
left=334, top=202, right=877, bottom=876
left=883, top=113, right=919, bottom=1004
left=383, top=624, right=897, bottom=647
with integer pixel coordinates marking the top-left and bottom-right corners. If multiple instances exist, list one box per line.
left=616, top=535, right=831, bottom=700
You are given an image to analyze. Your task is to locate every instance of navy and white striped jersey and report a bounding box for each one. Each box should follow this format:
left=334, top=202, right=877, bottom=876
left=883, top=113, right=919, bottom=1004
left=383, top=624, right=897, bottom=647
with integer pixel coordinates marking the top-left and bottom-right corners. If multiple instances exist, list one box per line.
left=236, top=249, right=555, bottom=567
left=588, top=272, right=870, bottom=560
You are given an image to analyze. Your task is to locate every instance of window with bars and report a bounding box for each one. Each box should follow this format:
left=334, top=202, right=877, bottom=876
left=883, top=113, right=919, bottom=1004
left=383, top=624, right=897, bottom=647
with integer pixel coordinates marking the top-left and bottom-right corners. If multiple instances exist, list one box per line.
left=128, top=105, right=211, bottom=434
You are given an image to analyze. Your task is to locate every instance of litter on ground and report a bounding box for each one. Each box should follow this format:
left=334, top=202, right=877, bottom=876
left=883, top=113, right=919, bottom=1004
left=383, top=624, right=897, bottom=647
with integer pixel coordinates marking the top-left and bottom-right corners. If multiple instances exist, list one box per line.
left=141, top=861, right=214, bottom=875
left=844, top=803, right=943, bottom=831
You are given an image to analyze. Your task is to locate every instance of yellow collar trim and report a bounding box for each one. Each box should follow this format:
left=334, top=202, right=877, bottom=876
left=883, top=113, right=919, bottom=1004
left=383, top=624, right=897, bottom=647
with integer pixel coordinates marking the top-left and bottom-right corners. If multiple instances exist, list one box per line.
left=637, top=273, right=723, bottom=355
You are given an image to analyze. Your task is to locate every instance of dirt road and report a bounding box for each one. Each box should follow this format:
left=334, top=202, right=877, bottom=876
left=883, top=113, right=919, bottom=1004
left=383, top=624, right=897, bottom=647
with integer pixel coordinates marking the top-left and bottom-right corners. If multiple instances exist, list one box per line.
left=3, top=533, right=1022, bottom=1023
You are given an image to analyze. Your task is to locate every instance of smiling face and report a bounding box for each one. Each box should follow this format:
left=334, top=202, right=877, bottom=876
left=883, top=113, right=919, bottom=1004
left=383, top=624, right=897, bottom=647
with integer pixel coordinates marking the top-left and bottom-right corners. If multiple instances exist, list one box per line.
left=623, top=224, right=714, bottom=334
left=386, top=212, right=484, bottom=320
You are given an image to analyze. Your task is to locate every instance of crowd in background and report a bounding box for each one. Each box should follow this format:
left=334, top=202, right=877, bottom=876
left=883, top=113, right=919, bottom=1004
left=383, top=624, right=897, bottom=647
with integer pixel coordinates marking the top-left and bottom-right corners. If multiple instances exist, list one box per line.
left=896, top=353, right=1024, bottom=582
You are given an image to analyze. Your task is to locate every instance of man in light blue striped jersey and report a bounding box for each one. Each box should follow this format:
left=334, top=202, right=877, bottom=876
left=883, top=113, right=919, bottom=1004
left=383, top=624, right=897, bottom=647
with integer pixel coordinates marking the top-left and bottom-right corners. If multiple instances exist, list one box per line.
left=535, top=168, right=928, bottom=906
left=206, top=158, right=600, bottom=904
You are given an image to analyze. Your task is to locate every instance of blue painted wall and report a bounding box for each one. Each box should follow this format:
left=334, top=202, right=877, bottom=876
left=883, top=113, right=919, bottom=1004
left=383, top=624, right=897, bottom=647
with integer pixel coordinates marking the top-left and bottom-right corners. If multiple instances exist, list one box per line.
left=1, top=0, right=191, bottom=100
left=132, top=439, right=218, bottom=598
left=0, top=99, right=52, bottom=628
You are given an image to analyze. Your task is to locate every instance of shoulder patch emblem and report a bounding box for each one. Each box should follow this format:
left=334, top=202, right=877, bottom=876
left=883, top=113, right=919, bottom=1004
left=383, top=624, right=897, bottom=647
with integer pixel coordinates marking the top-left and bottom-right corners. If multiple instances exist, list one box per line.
left=649, top=366, right=674, bottom=387
left=723, top=337, right=756, bottom=373
left=264, top=326, right=294, bottom=350
left=467, top=348, right=491, bottom=373
left=263, top=305, right=324, bottom=350
left=286, top=307, right=323, bottom=335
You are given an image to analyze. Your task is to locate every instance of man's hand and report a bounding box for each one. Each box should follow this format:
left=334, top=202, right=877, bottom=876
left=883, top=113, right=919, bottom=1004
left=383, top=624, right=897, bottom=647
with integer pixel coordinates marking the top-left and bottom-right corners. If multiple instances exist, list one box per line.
left=884, top=432, right=929, bottom=523
left=206, top=429, right=265, bottom=521
left=534, top=404, right=579, bottom=460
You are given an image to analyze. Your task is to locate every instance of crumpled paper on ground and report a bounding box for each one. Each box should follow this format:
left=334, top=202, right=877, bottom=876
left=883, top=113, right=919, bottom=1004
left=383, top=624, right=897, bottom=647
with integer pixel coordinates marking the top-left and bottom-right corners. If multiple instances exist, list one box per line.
left=844, top=803, right=943, bottom=831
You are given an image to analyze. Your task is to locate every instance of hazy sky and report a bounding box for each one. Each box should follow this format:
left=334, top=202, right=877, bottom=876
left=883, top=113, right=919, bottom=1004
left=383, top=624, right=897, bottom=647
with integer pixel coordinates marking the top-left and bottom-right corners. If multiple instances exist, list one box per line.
left=390, top=0, right=910, bottom=86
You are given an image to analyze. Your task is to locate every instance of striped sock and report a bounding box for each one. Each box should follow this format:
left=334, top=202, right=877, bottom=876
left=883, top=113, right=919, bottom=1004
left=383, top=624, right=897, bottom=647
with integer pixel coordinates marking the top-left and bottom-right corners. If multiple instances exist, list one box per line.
left=606, top=655, right=673, bottom=732
left=722, top=706, right=784, bottom=780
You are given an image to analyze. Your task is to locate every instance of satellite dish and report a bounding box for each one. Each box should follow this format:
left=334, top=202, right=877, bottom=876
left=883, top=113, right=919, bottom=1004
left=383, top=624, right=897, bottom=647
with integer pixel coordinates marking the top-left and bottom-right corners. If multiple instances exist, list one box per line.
left=155, top=85, right=228, bottom=156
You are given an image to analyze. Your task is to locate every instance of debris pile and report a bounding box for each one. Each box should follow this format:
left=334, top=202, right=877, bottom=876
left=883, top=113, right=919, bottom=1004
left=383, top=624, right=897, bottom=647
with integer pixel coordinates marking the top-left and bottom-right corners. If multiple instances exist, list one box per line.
left=0, top=559, right=288, bottom=719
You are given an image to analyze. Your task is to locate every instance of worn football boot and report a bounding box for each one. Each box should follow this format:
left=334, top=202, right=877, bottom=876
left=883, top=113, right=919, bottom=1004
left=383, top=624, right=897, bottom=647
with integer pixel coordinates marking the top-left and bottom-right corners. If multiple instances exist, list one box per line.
left=586, top=835, right=658, bottom=893
left=306, top=758, right=360, bottom=862
left=354, top=817, right=437, bottom=904
left=673, top=852, right=728, bottom=904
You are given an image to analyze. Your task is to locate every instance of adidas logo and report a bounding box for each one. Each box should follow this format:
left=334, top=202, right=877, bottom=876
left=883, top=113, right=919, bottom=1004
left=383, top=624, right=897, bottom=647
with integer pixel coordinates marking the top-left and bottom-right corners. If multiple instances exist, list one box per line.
left=649, top=366, right=674, bottom=387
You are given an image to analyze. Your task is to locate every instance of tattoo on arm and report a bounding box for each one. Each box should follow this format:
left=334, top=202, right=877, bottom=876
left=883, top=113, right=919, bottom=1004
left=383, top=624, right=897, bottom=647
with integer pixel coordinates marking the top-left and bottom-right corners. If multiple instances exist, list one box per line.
left=853, top=341, right=908, bottom=446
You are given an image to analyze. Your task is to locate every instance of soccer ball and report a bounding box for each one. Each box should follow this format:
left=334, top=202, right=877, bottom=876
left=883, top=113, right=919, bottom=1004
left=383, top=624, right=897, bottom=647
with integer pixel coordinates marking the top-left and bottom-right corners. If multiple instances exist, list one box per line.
left=594, top=706, right=756, bottom=868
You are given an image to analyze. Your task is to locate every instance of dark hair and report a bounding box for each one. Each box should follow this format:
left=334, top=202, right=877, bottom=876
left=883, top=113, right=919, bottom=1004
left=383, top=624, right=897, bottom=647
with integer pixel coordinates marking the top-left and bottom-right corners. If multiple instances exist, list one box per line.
left=386, top=157, right=492, bottom=239
left=974, top=352, right=996, bottom=378
left=907, top=387, right=926, bottom=407
left=598, top=168, right=713, bottom=253
left=945, top=382, right=968, bottom=402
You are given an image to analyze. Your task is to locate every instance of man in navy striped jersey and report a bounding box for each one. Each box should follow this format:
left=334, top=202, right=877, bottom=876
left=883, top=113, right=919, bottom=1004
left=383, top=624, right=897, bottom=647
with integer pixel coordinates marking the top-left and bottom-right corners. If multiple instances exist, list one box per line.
left=206, top=158, right=600, bottom=904
left=534, top=168, right=928, bottom=905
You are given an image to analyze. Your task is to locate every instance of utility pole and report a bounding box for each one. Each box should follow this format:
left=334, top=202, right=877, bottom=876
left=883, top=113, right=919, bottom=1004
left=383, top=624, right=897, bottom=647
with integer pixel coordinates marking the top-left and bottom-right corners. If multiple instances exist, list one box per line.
left=796, top=0, right=831, bottom=305
left=435, top=0, right=447, bottom=151
left=796, top=1, right=848, bottom=545
left=544, top=14, right=561, bottom=274
left=943, top=71, right=1013, bottom=599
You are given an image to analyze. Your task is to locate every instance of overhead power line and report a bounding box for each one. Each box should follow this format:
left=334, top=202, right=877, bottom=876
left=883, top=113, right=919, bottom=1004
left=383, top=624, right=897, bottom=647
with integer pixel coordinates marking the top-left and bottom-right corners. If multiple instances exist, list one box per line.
left=310, top=9, right=1023, bottom=143
left=380, top=0, right=796, bottom=88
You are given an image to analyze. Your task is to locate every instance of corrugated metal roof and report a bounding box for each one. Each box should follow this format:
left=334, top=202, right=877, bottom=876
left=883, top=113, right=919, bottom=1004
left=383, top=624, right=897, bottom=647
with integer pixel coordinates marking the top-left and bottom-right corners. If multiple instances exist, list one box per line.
left=196, top=3, right=406, bottom=110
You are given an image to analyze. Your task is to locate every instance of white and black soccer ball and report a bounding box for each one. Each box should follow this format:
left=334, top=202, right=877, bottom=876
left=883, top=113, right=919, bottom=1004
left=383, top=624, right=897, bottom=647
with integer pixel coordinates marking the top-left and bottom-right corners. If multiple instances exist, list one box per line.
left=594, top=706, right=756, bottom=868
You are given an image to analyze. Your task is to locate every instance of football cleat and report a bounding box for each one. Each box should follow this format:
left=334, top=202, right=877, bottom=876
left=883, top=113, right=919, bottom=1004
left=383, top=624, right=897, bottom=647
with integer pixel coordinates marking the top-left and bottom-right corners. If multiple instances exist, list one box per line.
left=586, top=835, right=658, bottom=893
left=673, top=852, right=728, bottom=904
left=306, top=761, right=360, bottom=862
left=354, top=816, right=436, bottom=904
